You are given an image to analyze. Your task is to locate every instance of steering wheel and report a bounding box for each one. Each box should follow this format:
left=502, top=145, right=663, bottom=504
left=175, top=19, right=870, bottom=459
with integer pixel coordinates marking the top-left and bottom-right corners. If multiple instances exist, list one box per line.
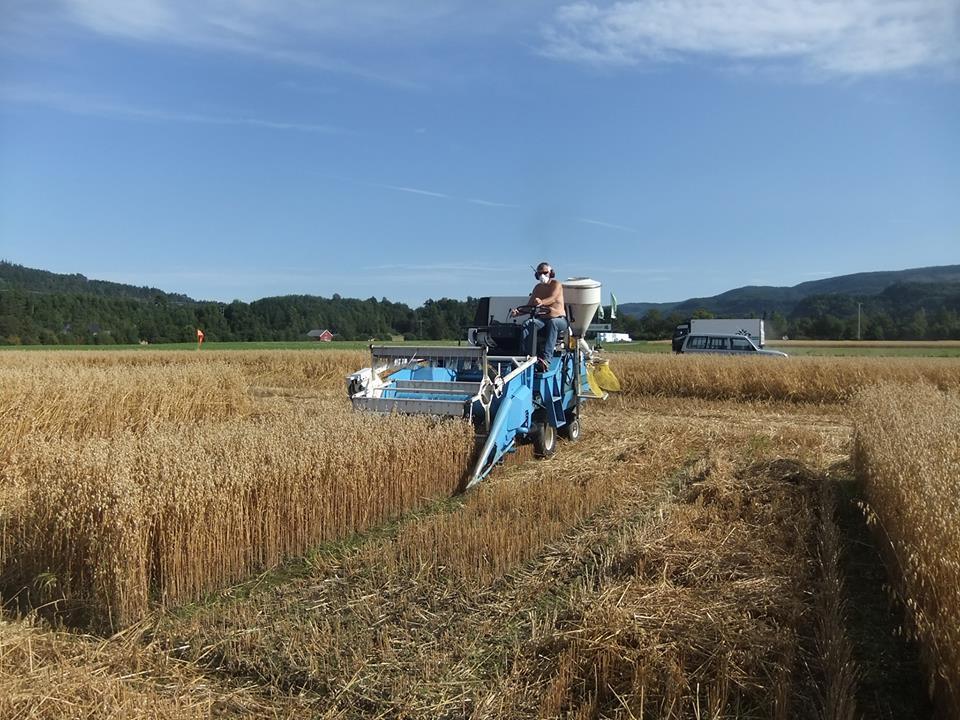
left=512, top=304, right=551, bottom=319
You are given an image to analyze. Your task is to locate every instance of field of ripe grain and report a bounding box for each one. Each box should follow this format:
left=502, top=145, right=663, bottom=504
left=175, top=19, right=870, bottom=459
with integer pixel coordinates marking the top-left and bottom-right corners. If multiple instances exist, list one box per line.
left=853, top=382, right=960, bottom=711
left=2, top=349, right=958, bottom=718
left=0, top=351, right=469, bottom=629
left=610, top=353, right=960, bottom=403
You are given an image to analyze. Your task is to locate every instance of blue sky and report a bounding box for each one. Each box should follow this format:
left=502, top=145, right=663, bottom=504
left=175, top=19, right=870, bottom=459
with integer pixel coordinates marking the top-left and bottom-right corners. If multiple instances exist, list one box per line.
left=1, top=1, right=958, bottom=305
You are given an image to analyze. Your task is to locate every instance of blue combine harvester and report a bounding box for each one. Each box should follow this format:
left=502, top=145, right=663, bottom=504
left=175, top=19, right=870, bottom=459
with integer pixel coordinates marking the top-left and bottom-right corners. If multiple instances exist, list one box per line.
left=347, top=278, right=617, bottom=489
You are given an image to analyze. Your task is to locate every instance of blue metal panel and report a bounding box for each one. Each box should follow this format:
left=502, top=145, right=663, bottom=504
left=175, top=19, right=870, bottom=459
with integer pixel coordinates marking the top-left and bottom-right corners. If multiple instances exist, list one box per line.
left=410, top=367, right=456, bottom=381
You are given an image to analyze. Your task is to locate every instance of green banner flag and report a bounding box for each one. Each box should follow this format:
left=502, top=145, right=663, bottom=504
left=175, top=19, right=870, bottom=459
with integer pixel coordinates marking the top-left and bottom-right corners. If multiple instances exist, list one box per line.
left=610, top=293, right=617, bottom=319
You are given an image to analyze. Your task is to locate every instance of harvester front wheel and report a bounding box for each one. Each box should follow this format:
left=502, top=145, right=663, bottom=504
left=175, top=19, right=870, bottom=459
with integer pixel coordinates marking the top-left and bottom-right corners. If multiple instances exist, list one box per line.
left=561, top=415, right=581, bottom=442
left=533, top=423, right=557, bottom=458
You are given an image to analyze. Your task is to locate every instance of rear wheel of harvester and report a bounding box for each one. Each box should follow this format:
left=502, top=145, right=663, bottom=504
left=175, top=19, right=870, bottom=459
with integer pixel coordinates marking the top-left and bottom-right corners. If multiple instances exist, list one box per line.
left=560, top=414, right=581, bottom=442
left=533, top=422, right=557, bottom=458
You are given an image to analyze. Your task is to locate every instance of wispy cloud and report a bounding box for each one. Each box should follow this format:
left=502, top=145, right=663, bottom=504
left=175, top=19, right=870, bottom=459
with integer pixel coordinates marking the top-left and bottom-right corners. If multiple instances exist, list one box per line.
left=373, top=183, right=451, bottom=199
left=1, top=86, right=343, bottom=133
left=338, top=176, right=636, bottom=231
left=366, top=180, right=517, bottom=208
left=20, top=1, right=541, bottom=89
left=540, top=0, right=960, bottom=77
left=466, top=197, right=519, bottom=208
left=577, top=217, right=638, bottom=233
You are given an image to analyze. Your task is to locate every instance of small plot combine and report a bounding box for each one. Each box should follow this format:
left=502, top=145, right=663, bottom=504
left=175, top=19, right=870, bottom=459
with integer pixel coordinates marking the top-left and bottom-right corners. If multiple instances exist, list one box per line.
left=347, top=278, right=620, bottom=485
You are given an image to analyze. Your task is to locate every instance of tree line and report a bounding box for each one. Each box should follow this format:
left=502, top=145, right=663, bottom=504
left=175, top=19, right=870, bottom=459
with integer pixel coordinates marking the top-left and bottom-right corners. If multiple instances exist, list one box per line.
left=0, top=290, right=479, bottom=345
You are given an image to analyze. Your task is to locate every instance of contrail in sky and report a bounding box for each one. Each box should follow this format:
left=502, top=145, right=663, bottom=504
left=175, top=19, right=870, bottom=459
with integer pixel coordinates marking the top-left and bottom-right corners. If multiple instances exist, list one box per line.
left=360, top=178, right=635, bottom=232
left=577, top=218, right=638, bottom=233
left=374, top=183, right=451, bottom=198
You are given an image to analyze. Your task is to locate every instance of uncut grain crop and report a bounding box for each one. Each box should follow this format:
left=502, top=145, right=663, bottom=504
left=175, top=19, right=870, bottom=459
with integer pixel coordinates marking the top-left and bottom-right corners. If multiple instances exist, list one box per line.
left=1, top=359, right=474, bottom=629
left=610, top=353, right=960, bottom=403
left=853, top=382, right=960, bottom=710
left=0, top=347, right=366, bottom=393
left=0, top=361, right=251, bottom=444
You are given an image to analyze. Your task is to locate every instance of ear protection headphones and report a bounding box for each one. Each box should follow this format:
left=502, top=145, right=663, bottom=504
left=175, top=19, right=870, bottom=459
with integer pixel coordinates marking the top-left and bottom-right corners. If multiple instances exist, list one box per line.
left=535, top=264, right=556, bottom=279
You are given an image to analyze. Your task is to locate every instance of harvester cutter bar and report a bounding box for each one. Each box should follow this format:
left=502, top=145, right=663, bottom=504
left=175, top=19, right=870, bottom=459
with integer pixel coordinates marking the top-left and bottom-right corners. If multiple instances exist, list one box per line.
left=351, top=396, right=474, bottom=417
left=370, top=345, right=485, bottom=360
left=391, top=380, right=483, bottom=394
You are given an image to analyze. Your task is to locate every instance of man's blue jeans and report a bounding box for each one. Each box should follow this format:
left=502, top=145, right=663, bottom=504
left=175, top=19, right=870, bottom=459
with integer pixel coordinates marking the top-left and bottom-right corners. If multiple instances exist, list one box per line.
left=522, top=316, right=569, bottom=364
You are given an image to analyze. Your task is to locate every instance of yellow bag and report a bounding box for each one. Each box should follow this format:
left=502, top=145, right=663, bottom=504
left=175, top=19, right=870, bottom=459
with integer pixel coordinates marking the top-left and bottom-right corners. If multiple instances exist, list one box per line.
left=590, top=358, right=621, bottom=392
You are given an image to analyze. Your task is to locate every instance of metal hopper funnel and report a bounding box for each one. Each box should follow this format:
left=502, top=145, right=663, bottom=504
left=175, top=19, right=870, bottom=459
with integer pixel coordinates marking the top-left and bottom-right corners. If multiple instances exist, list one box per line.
left=562, top=278, right=602, bottom=337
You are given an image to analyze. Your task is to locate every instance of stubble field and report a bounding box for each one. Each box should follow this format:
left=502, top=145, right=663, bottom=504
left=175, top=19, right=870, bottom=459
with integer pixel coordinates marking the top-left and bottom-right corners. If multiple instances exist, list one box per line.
left=1, top=349, right=958, bottom=719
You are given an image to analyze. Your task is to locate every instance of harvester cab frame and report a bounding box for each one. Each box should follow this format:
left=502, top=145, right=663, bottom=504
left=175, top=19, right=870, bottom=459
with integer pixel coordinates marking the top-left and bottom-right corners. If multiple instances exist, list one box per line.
left=346, top=277, right=616, bottom=489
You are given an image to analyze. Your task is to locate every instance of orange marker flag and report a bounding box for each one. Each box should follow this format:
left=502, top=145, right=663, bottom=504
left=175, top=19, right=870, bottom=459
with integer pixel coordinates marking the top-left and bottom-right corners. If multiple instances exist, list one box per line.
left=196, top=328, right=205, bottom=348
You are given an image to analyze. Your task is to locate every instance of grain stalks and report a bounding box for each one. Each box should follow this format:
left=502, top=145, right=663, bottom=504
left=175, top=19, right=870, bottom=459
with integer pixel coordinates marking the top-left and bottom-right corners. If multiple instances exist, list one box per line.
left=1, top=407, right=473, bottom=630
left=0, top=362, right=252, bottom=443
left=853, top=382, right=960, bottom=713
left=611, top=354, right=960, bottom=403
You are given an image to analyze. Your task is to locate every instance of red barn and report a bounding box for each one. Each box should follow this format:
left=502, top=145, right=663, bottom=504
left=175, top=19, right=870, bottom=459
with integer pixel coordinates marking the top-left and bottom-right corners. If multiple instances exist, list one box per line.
left=307, top=329, right=334, bottom=342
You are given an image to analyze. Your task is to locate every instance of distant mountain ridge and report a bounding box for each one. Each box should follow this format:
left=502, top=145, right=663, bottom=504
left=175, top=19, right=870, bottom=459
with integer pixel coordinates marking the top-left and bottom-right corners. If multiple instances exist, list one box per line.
left=619, top=265, right=960, bottom=318
left=0, top=261, right=197, bottom=304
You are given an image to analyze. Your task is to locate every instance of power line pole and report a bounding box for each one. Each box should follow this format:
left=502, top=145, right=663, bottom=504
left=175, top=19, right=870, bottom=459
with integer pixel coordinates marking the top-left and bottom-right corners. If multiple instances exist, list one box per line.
left=857, top=302, right=862, bottom=340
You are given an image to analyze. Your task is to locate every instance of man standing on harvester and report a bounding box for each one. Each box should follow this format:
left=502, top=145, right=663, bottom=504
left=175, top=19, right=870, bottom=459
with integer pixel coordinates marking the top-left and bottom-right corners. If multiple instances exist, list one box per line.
left=511, top=261, right=568, bottom=372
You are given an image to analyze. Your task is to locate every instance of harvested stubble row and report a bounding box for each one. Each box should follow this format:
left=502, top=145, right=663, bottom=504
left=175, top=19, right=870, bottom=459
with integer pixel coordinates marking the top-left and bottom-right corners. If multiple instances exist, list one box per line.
left=610, top=353, right=960, bottom=403
left=853, top=382, right=960, bottom=711
left=505, top=452, right=823, bottom=719
left=0, top=617, right=297, bottom=720
left=1, top=408, right=473, bottom=630
left=370, top=419, right=692, bottom=588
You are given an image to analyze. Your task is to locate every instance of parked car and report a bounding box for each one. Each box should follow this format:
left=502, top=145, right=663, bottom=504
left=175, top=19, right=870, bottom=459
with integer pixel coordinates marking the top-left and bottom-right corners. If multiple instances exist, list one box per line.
left=679, top=333, right=787, bottom=357
left=672, top=318, right=764, bottom=353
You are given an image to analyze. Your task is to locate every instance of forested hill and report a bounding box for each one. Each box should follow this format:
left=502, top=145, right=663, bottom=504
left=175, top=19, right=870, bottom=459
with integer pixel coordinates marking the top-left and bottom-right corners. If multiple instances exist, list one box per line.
left=0, top=262, right=477, bottom=344
left=619, top=264, right=960, bottom=318
left=0, top=261, right=194, bottom=304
